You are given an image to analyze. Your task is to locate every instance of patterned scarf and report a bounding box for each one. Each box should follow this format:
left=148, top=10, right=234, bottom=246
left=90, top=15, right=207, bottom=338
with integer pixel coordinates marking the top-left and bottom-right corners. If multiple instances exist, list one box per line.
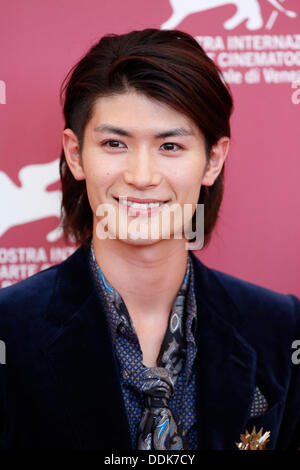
left=137, top=276, right=189, bottom=450
left=89, top=238, right=191, bottom=450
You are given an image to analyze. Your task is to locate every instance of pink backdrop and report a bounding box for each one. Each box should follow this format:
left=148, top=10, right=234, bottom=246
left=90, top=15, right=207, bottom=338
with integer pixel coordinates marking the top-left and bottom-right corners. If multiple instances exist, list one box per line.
left=0, top=0, right=299, bottom=296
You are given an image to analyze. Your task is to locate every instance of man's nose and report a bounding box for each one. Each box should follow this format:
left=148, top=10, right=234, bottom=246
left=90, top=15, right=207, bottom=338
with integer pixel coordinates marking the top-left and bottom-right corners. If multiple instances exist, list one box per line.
left=123, top=149, right=162, bottom=188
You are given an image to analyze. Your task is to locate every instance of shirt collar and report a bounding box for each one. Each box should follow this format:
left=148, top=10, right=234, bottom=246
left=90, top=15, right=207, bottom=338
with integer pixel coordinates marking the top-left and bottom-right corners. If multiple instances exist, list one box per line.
left=89, top=238, right=197, bottom=344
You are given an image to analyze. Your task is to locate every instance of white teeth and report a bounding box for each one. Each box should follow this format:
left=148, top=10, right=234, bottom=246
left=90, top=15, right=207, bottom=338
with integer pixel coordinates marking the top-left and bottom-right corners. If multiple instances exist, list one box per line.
left=118, top=199, right=128, bottom=206
left=118, top=199, right=164, bottom=209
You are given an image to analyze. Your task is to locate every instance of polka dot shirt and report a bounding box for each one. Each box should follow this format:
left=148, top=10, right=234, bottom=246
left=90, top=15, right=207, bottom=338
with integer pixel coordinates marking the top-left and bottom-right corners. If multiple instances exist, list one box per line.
left=88, top=240, right=199, bottom=449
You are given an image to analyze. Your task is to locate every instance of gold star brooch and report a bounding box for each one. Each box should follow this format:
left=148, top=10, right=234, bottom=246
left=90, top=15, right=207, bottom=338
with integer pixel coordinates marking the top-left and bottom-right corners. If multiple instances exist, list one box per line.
left=235, top=426, right=270, bottom=450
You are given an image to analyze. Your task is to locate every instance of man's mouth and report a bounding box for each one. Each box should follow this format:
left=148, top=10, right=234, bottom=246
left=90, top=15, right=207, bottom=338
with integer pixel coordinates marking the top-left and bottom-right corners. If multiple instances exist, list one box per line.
left=114, top=197, right=169, bottom=215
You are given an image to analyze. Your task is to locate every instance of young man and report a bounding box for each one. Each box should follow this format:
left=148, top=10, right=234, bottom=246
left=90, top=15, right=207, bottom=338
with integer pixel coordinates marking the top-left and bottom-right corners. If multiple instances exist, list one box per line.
left=0, top=29, right=300, bottom=450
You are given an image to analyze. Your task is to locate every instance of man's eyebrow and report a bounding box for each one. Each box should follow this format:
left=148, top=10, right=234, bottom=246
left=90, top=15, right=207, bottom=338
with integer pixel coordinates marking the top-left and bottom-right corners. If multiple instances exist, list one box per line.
left=155, top=127, right=195, bottom=138
left=93, top=125, right=195, bottom=138
left=93, top=125, right=132, bottom=137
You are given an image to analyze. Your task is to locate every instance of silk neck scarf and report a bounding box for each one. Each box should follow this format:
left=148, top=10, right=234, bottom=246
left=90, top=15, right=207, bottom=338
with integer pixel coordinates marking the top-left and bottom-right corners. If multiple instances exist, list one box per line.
left=90, top=238, right=190, bottom=450
left=137, top=266, right=190, bottom=450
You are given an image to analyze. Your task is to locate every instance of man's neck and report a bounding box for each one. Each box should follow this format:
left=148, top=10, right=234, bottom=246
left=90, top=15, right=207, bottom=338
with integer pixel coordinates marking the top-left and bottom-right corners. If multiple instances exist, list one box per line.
left=92, top=232, right=189, bottom=324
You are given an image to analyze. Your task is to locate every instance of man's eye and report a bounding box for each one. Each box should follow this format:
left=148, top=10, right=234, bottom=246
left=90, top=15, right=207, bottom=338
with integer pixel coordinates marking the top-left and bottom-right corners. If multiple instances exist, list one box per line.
left=160, top=143, right=182, bottom=152
left=102, top=140, right=126, bottom=149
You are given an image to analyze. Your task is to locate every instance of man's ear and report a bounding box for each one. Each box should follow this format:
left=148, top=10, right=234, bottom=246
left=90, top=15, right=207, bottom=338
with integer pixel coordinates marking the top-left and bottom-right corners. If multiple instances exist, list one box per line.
left=202, top=136, right=230, bottom=186
left=62, top=128, right=85, bottom=181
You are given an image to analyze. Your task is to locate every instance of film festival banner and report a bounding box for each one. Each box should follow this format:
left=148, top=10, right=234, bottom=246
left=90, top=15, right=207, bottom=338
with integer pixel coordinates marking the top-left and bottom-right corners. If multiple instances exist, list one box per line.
left=0, top=0, right=299, bottom=294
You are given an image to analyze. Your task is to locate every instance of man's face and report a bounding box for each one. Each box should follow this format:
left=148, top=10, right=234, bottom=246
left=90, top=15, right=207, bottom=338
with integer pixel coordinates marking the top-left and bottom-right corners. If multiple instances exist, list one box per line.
left=64, top=90, right=225, bottom=246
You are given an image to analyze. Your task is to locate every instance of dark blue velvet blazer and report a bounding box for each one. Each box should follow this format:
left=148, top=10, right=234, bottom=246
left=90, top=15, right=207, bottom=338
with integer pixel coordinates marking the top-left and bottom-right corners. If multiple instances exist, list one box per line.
left=0, top=246, right=300, bottom=450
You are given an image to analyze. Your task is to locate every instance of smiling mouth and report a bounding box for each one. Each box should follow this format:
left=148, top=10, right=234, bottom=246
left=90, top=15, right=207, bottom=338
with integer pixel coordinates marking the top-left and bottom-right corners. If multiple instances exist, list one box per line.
left=114, top=197, right=169, bottom=210
left=114, top=197, right=169, bottom=215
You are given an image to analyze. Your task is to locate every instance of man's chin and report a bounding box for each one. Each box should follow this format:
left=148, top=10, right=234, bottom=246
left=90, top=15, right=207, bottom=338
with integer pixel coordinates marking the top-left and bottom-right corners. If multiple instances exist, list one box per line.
left=116, top=233, right=163, bottom=246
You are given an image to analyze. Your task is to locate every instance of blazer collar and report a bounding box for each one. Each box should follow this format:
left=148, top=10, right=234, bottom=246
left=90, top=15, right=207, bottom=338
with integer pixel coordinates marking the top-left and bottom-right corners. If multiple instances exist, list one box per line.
left=42, top=245, right=133, bottom=450
left=41, top=246, right=257, bottom=450
left=190, top=251, right=257, bottom=449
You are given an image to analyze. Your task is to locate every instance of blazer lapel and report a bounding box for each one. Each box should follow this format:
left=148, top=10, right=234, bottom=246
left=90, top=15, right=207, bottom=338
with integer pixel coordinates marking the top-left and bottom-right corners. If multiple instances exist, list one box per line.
left=40, top=246, right=132, bottom=450
left=191, top=252, right=257, bottom=450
